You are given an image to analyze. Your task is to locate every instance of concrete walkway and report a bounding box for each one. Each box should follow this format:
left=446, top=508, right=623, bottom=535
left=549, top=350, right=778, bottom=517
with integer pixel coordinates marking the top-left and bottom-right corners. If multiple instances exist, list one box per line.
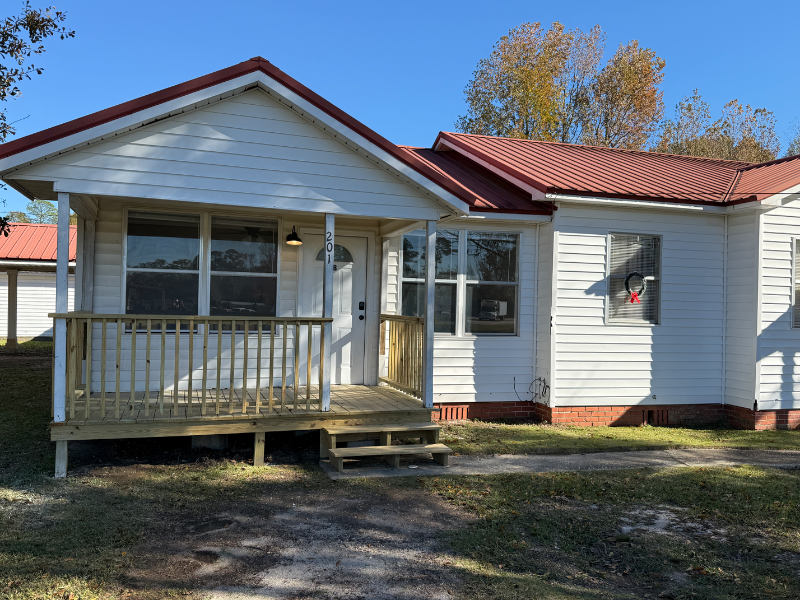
left=320, top=448, right=800, bottom=480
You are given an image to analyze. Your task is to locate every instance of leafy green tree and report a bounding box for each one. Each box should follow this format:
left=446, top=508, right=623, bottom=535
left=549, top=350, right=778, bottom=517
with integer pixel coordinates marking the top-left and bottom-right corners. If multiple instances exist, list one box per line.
left=0, top=2, right=74, bottom=236
left=26, top=198, right=57, bottom=223
left=4, top=210, right=29, bottom=223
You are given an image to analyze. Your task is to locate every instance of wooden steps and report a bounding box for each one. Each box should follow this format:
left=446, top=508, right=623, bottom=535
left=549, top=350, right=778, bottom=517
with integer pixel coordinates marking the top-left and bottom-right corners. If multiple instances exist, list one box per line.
left=321, top=422, right=451, bottom=472
left=328, top=444, right=452, bottom=472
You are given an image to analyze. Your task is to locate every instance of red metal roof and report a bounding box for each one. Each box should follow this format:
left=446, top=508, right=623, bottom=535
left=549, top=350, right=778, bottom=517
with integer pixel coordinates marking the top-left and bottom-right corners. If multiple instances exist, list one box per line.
left=0, top=57, right=476, bottom=212
left=0, top=223, right=77, bottom=262
left=397, top=147, right=553, bottom=214
left=436, top=132, right=800, bottom=206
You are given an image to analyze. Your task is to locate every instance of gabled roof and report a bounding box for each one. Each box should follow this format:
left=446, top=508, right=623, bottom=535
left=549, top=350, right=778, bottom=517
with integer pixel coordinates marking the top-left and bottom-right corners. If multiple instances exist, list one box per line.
left=397, top=147, right=553, bottom=214
left=435, top=132, right=800, bottom=206
left=0, top=57, right=475, bottom=214
left=0, top=223, right=76, bottom=262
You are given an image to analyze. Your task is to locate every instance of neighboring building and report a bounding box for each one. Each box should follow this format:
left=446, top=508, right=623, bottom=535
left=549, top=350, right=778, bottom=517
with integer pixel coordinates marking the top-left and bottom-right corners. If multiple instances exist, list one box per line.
left=0, top=56, right=798, bottom=475
left=0, top=223, right=75, bottom=345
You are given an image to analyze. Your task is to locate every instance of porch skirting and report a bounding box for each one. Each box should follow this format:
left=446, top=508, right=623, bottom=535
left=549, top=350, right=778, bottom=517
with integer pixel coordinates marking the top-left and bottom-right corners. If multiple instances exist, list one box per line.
left=433, top=401, right=800, bottom=431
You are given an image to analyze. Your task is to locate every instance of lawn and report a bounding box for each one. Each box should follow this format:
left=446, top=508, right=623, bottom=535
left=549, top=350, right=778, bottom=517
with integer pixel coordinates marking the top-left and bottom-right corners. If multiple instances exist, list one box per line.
left=2, top=349, right=799, bottom=599
left=441, top=419, right=800, bottom=456
left=423, top=466, right=800, bottom=599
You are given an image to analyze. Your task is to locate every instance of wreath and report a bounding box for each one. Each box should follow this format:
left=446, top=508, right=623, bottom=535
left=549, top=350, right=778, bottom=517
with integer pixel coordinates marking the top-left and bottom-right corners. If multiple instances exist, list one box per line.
left=624, top=272, right=646, bottom=304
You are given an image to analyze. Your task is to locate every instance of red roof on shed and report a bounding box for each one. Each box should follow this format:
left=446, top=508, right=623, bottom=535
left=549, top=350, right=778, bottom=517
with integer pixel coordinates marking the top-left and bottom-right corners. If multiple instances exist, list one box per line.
left=436, top=132, right=800, bottom=205
left=0, top=223, right=77, bottom=262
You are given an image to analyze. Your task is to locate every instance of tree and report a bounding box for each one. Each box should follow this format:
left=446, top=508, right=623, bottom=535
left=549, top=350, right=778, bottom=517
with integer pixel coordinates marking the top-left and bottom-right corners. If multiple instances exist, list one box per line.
left=582, top=41, right=666, bottom=150
left=653, top=90, right=780, bottom=162
left=785, top=120, right=800, bottom=158
left=26, top=198, right=57, bottom=222
left=4, top=210, right=29, bottom=223
left=456, top=23, right=665, bottom=150
left=0, top=2, right=74, bottom=236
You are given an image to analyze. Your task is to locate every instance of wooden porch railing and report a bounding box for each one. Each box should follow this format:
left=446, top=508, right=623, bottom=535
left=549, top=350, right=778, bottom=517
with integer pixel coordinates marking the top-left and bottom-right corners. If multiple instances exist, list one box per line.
left=51, top=313, right=333, bottom=419
left=380, top=314, right=424, bottom=398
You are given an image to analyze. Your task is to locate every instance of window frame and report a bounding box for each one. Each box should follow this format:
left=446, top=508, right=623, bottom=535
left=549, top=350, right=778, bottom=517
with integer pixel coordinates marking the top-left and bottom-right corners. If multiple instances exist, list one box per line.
left=399, top=227, right=521, bottom=337
left=121, top=206, right=283, bottom=332
left=604, top=231, right=663, bottom=326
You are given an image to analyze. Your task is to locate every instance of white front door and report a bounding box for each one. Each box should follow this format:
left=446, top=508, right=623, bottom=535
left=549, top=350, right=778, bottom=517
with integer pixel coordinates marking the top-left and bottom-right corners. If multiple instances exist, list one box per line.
left=299, top=234, right=367, bottom=385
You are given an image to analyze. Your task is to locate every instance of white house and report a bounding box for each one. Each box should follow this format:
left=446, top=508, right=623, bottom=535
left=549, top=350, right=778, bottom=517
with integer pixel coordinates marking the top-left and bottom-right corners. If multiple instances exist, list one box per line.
left=0, top=223, right=75, bottom=345
left=1, top=57, right=799, bottom=475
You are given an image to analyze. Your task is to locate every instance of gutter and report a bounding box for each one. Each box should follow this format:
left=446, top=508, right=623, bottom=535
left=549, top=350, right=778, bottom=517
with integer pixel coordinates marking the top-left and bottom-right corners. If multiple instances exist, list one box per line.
left=0, top=260, right=76, bottom=272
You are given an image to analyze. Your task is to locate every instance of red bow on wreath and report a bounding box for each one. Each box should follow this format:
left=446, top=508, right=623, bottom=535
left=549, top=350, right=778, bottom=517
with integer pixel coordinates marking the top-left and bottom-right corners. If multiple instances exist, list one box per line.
left=630, top=292, right=640, bottom=304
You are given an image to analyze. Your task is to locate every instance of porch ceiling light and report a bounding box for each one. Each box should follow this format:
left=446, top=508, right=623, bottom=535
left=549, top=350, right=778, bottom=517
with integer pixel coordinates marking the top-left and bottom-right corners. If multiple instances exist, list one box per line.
left=286, top=226, right=302, bottom=246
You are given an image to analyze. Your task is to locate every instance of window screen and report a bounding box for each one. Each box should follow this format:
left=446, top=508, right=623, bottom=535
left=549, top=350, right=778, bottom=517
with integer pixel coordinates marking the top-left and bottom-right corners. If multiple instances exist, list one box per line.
left=608, top=233, right=661, bottom=324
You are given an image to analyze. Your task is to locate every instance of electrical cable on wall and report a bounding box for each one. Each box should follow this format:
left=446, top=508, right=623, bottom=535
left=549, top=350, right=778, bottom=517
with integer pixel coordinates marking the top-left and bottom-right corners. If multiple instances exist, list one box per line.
left=514, top=376, right=549, bottom=404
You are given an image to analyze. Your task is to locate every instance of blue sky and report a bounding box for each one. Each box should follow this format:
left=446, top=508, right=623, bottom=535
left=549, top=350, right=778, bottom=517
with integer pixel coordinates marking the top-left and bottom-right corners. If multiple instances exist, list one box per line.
left=2, top=0, right=799, bottom=213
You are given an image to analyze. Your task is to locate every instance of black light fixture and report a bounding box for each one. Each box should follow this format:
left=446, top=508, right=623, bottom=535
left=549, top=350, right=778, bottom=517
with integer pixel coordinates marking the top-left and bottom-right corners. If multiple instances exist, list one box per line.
left=286, top=226, right=302, bottom=246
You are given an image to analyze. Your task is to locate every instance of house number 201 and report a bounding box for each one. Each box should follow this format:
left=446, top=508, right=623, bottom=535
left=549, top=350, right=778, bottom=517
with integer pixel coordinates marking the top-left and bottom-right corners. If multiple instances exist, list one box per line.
left=326, top=231, right=333, bottom=264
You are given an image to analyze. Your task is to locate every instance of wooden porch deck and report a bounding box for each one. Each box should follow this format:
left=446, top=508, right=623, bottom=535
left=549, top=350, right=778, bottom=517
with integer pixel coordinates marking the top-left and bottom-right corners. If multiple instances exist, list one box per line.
left=51, top=384, right=431, bottom=441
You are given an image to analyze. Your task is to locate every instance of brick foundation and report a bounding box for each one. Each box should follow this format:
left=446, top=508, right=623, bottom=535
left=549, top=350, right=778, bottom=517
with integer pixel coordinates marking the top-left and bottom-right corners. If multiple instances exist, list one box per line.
left=433, top=401, right=800, bottom=430
left=724, top=404, right=800, bottom=430
left=432, top=401, right=539, bottom=422
left=533, top=403, right=724, bottom=427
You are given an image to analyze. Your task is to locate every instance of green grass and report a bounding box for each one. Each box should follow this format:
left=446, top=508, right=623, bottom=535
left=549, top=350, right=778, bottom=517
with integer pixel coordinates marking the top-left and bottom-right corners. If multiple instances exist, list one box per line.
left=423, top=466, right=800, bottom=599
left=441, top=420, right=800, bottom=456
left=0, top=339, right=53, bottom=356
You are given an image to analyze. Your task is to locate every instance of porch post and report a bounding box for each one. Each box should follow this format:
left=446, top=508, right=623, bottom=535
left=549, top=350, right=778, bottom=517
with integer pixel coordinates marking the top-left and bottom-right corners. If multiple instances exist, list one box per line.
left=423, top=220, right=436, bottom=409
left=53, top=193, right=70, bottom=477
left=6, top=269, right=18, bottom=349
left=321, top=213, right=334, bottom=411
left=81, top=216, right=95, bottom=311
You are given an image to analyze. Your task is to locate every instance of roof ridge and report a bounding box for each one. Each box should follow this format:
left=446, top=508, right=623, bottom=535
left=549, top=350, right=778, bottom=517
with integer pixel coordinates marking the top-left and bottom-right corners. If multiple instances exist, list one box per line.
left=737, top=152, right=800, bottom=172
left=442, top=131, right=753, bottom=168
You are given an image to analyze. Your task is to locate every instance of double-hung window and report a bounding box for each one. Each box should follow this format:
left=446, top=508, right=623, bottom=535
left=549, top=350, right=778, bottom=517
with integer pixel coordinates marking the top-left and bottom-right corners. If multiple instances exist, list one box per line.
left=794, top=239, right=800, bottom=328
left=401, top=230, right=458, bottom=334
left=607, top=233, right=661, bottom=324
left=209, top=217, right=278, bottom=318
left=125, top=212, right=200, bottom=315
left=400, top=229, right=519, bottom=336
left=125, top=212, right=279, bottom=324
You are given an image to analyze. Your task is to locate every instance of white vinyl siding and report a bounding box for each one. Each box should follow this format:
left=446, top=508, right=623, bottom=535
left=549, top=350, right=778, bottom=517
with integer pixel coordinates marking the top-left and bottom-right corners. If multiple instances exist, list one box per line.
left=11, top=90, right=446, bottom=220
left=725, top=212, right=758, bottom=408
left=758, top=201, right=800, bottom=409
left=386, top=223, right=537, bottom=404
left=553, top=204, right=724, bottom=407
left=0, top=272, right=75, bottom=338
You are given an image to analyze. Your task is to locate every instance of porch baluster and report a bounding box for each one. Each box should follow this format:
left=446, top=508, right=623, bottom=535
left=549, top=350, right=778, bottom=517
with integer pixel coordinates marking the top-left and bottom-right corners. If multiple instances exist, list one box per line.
left=144, top=319, right=151, bottom=417
left=188, top=320, right=194, bottom=414
left=69, top=317, right=76, bottom=419
left=307, top=321, right=312, bottom=410
left=174, top=319, right=181, bottom=412
left=293, top=322, right=300, bottom=411
left=281, top=321, right=287, bottom=412
left=85, top=318, right=92, bottom=419
left=130, top=319, right=137, bottom=406
left=268, top=323, right=275, bottom=413
left=100, top=320, right=107, bottom=416
left=242, top=320, right=249, bottom=414
left=215, top=320, right=222, bottom=415
left=115, top=318, right=122, bottom=419
left=229, top=319, right=236, bottom=414
left=202, top=319, right=209, bottom=415
left=159, top=318, right=166, bottom=415
left=255, top=321, right=263, bottom=414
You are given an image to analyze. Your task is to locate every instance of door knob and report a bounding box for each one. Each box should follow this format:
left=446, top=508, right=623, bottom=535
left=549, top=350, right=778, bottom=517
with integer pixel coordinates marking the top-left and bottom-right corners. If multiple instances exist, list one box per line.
left=359, top=315, right=365, bottom=320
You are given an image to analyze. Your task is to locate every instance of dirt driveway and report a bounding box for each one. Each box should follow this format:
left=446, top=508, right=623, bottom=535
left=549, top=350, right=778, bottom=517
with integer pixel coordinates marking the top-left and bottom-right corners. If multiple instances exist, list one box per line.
left=119, top=466, right=470, bottom=600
